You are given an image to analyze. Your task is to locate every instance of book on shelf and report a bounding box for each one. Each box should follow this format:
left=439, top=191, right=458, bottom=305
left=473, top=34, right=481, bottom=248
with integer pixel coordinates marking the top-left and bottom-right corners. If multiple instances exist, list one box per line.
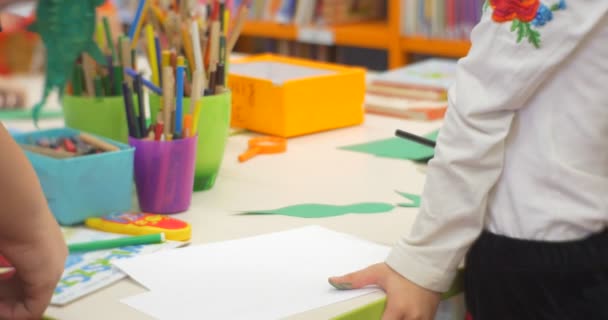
left=365, top=58, right=458, bottom=121
left=400, top=0, right=484, bottom=40
left=247, top=0, right=385, bottom=25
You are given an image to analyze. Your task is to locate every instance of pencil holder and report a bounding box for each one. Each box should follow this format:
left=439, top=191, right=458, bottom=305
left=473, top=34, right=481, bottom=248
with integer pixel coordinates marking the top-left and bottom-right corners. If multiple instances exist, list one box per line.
left=63, top=95, right=160, bottom=144
left=129, top=136, right=198, bottom=214
left=186, top=91, right=232, bottom=191
left=12, top=128, right=134, bottom=225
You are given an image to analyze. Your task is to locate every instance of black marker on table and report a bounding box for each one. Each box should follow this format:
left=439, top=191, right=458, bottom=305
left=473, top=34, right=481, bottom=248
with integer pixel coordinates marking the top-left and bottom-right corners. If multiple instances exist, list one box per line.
left=395, top=129, right=437, bottom=148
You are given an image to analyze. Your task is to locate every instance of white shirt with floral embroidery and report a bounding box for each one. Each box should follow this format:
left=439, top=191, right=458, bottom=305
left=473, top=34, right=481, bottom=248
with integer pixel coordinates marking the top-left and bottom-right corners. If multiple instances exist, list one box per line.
left=386, top=1, right=608, bottom=292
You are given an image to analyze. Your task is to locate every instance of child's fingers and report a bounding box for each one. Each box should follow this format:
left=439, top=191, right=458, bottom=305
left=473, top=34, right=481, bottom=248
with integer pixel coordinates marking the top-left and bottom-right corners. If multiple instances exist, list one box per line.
left=328, top=263, right=386, bottom=290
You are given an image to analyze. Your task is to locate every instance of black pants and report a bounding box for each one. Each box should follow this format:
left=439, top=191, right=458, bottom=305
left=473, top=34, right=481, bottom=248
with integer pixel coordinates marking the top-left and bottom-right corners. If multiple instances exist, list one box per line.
left=465, top=230, right=608, bottom=320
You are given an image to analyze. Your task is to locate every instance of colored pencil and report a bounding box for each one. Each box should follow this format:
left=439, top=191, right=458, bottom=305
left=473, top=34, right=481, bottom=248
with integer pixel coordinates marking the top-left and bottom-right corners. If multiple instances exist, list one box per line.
left=120, top=37, right=133, bottom=86
left=95, top=21, right=105, bottom=52
left=183, top=114, right=193, bottom=138
left=71, top=64, right=84, bottom=96
left=181, top=24, right=195, bottom=74
left=102, top=16, right=116, bottom=61
left=191, top=20, right=204, bottom=72
left=175, top=65, right=185, bottom=138
left=162, top=50, right=171, bottom=72
left=146, top=24, right=160, bottom=86
left=189, top=70, right=202, bottom=114
left=124, top=68, right=162, bottom=95
left=106, top=55, right=115, bottom=95
left=154, top=35, right=163, bottom=87
left=162, top=66, right=174, bottom=139
left=227, top=5, right=248, bottom=55
left=93, top=75, right=103, bottom=98
left=82, top=54, right=96, bottom=97
left=113, top=66, right=124, bottom=96
left=129, top=0, right=149, bottom=48
left=122, top=82, right=139, bottom=138
left=135, top=73, right=147, bottom=138
left=192, top=73, right=204, bottom=135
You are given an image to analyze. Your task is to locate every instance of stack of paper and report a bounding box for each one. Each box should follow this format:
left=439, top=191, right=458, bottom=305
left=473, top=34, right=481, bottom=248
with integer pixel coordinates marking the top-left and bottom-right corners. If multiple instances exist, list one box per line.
left=115, top=226, right=391, bottom=320
left=365, top=59, right=457, bottom=121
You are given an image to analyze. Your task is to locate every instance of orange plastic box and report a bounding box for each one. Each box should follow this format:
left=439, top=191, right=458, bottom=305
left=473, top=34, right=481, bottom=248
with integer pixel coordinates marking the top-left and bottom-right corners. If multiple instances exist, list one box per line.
left=228, top=54, right=366, bottom=138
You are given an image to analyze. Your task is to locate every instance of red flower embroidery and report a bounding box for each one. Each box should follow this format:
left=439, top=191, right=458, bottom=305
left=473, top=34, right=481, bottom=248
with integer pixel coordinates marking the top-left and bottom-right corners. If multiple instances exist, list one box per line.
left=490, top=0, right=540, bottom=23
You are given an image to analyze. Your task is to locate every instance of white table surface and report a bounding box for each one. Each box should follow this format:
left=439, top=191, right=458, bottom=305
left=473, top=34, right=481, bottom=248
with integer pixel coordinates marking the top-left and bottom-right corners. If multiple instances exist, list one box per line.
left=1, top=60, right=444, bottom=319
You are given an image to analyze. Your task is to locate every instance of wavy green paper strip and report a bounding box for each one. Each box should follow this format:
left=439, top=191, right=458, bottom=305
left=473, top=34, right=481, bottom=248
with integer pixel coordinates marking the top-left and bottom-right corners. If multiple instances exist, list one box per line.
left=244, top=192, right=421, bottom=218
left=245, top=203, right=396, bottom=218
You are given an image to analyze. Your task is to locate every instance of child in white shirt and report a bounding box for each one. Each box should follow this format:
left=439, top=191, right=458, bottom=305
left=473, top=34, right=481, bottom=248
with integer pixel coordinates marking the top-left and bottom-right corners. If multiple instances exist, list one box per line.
left=331, top=1, right=608, bottom=319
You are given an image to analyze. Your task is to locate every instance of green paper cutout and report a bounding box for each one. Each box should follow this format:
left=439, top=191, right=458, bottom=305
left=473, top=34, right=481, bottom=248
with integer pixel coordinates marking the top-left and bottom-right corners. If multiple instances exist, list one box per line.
left=339, top=130, right=439, bottom=162
left=29, top=0, right=106, bottom=125
left=245, top=203, right=396, bottom=219
left=396, top=191, right=421, bottom=208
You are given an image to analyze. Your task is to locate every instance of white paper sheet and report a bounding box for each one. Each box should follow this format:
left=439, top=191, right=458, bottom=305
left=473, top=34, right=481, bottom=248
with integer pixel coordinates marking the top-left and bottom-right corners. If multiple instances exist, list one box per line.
left=116, top=226, right=390, bottom=320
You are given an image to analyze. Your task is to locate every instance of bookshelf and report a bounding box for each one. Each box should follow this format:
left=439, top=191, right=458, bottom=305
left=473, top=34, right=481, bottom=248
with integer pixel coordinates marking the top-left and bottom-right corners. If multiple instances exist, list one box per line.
left=237, top=0, right=472, bottom=69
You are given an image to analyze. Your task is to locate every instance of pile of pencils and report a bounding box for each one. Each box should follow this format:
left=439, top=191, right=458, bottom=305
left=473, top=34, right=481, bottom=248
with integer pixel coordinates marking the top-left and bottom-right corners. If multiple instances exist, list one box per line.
left=69, top=17, right=137, bottom=97
left=129, top=0, right=250, bottom=95
left=122, top=0, right=250, bottom=141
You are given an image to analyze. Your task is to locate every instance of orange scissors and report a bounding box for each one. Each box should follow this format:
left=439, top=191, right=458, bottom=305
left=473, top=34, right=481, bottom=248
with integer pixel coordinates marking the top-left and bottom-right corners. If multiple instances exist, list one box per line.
left=238, top=136, right=287, bottom=163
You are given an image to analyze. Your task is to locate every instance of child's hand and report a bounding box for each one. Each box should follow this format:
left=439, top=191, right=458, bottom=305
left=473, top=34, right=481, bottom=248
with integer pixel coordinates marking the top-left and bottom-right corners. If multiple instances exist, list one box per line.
left=329, top=263, right=441, bottom=320
left=0, top=208, right=67, bottom=319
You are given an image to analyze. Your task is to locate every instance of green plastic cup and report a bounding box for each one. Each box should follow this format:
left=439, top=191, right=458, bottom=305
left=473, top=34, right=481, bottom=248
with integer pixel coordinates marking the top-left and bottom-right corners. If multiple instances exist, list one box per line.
left=182, top=91, right=231, bottom=191
left=63, top=95, right=160, bottom=143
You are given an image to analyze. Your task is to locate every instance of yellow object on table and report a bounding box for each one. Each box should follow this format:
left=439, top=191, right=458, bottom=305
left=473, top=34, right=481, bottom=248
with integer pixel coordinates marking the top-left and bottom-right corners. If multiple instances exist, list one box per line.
left=228, top=54, right=366, bottom=138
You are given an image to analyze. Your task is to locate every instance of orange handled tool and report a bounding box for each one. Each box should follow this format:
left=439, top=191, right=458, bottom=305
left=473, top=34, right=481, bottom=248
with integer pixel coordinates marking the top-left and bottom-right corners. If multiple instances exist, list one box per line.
left=238, top=136, right=287, bottom=163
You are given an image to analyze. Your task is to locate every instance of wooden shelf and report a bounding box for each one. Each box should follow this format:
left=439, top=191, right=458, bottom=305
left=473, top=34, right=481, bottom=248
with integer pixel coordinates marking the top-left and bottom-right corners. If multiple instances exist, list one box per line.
left=241, top=21, right=298, bottom=40
left=241, top=21, right=390, bottom=49
left=238, top=1, right=471, bottom=69
left=333, top=22, right=391, bottom=49
left=401, top=37, right=471, bottom=58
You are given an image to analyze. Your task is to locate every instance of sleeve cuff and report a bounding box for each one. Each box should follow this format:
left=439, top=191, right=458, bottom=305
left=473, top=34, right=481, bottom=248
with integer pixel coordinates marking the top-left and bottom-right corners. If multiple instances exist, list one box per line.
left=385, top=246, right=457, bottom=293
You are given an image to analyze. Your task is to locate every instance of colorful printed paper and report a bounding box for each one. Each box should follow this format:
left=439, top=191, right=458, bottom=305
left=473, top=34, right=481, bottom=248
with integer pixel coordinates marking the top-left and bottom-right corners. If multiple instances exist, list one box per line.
left=52, top=227, right=182, bottom=305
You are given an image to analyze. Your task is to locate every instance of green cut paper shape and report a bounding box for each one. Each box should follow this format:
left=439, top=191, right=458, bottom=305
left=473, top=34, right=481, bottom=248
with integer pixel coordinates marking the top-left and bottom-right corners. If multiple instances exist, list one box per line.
left=339, top=130, right=439, bottom=162
left=396, top=191, right=421, bottom=208
left=245, top=203, right=396, bottom=219
left=29, top=0, right=107, bottom=125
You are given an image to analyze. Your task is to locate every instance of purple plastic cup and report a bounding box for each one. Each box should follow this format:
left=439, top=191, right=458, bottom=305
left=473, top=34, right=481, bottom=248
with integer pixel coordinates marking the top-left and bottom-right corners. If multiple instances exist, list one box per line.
left=129, top=136, right=198, bottom=214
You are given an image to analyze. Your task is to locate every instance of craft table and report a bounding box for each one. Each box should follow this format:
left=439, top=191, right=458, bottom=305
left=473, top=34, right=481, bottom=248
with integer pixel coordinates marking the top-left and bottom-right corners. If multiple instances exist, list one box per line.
left=1, top=57, right=451, bottom=318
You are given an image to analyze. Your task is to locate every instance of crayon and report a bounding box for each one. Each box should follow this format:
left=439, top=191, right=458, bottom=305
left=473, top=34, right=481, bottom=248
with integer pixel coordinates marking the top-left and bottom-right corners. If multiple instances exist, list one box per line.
left=68, top=233, right=165, bottom=253
left=80, top=133, right=119, bottom=152
left=20, top=144, right=75, bottom=159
